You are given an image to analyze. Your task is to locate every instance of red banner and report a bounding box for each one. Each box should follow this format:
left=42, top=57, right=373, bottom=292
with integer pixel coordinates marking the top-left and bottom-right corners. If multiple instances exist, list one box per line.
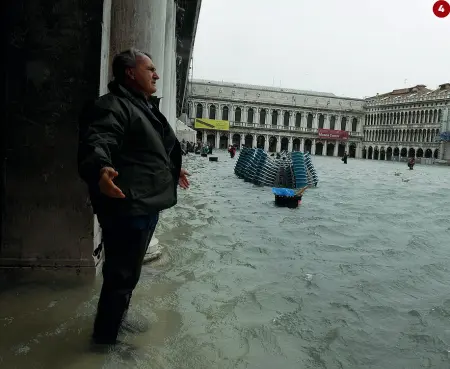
left=318, top=129, right=349, bottom=141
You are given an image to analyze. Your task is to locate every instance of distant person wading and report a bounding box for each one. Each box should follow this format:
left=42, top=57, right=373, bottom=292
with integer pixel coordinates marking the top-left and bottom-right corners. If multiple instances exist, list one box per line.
left=78, top=48, right=190, bottom=345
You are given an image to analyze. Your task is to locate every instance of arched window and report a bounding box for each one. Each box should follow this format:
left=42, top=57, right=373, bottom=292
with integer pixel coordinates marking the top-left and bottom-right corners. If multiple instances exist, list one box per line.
left=235, top=107, right=241, bottom=122
left=222, top=106, right=229, bottom=120
left=196, top=103, right=203, bottom=118
left=260, top=109, right=266, bottom=125
left=209, top=105, right=216, bottom=119
left=247, top=108, right=254, bottom=123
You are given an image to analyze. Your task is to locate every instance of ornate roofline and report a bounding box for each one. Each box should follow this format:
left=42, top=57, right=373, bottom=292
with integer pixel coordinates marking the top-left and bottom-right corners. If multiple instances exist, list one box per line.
left=191, top=78, right=364, bottom=102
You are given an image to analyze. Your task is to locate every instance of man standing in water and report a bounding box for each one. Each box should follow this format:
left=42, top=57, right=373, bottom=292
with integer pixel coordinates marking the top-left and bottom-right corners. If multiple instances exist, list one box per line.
left=78, top=48, right=190, bottom=345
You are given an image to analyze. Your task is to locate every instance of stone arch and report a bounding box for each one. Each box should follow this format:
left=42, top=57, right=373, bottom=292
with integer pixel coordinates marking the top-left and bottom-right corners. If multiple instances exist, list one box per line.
left=295, top=113, right=301, bottom=128
left=234, top=107, right=242, bottom=122
left=368, top=146, right=373, bottom=159
left=330, top=116, right=336, bottom=130
left=351, top=118, right=357, bottom=132
left=326, top=142, right=335, bottom=156
left=247, top=108, right=254, bottom=123
left=424, top=148, right=433, bottom=158
left=245, top=134, right=253, bottom=148
left=349, top=143, right=356, bottom=158
left=318, top=114, right=325, bottom=129
left=259, top=109, right=266, bottom=125
left=315, top=141, right=324, bottom=155
left=207, top=133, right=215, bottom=147
left=196, top=103, right=203, bottom=118
left=386, top=147, right=393, bottom=160
left=304, top=139, right=312, bottom=153
left=307, top=113, right=313, bottom=129
left=362, top=146, right=367, bottom=159
left=380, top=147, right=386, bottom=160
left=284, top=111, right=290, bottom=127
left=293, top=138, right=301, bottom=151
left=196, top=130, right=203, bottom=141
left=222, top=106, right=229, bottom=120
left=434, top=149, right=439, bottom=159
left=219, top=133, right=228, bottom=149
left=416, top=148, right=424, bottom=158
left=257, top=135, right=265, bottom=149
left=400, top=148, right=407, bottom=158
left=209, top=104, right=216, bottom=119
left=281, top=137, right=289, bottom=151
left=373, top=146, right=379, bottom=160
left=338, top=142, right=346, bottom=157
left=393, top=147, right=399, bottom=157
left=271, top=110, right=279, bottom=126
left=340, top=117, right=347, bottom=131
left=232, top=133, right=241, bottom=147
left=268, top=136, right=277, bottom=152
left=408, top=147, right=415, bottom=158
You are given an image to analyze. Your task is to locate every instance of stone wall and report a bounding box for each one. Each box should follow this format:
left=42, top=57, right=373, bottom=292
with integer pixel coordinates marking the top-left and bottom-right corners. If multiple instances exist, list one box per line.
left=1, top=0, right=104, bottom=270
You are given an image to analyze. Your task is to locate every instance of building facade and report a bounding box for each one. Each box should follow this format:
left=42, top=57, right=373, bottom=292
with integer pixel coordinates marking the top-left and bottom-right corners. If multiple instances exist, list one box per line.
left=186, top=79, right=366, bottom=158
left=186, top=80, right=450, bottom=163
left=363, top=84, right=450, bottom=162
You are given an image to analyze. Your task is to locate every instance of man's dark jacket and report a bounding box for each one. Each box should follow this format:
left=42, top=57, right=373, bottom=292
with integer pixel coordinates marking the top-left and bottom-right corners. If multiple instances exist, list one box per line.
left=77, top=80, right=182, bottom=217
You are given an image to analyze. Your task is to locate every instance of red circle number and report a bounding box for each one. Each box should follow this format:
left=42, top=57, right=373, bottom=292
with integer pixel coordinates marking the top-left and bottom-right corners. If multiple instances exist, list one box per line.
left=433, top=0, right=450, bottom=18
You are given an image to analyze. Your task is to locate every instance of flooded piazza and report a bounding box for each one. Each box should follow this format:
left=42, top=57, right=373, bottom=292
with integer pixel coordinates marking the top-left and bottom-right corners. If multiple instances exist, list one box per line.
left=1, top=151, right=450, bottom=369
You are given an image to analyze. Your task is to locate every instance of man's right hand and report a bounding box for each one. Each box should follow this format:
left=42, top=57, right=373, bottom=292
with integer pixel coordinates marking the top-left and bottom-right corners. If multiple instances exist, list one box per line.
left=98, top=167, right=125, bottom=198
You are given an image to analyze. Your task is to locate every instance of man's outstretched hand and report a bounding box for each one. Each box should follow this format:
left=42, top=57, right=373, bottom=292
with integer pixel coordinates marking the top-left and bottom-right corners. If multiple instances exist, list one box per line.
left=98, top=167, right=126, bottom=198
left=179, top=168, right=190, bottom=189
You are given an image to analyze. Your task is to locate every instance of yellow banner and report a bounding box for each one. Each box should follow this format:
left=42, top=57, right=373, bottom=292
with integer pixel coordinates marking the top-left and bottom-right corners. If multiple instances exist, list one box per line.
left=194, top=118, right=230, bottom=131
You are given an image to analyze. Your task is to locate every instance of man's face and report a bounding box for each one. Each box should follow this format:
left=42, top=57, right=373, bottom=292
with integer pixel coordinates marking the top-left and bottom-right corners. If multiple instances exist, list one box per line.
left=128, top=54, right=160, bottom=96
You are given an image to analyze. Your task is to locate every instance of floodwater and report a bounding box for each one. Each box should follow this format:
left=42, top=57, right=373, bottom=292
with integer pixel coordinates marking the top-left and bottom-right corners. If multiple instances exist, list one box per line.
left=1, top=151, right=450, bottom=369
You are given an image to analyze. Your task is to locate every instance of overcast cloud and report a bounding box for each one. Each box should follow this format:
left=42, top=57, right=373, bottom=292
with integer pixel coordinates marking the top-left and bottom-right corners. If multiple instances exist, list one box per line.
left=192, top=0, right=450, bottom=98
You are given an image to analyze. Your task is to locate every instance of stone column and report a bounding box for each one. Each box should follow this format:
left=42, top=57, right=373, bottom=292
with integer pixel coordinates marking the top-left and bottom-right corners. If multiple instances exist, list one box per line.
left=288, top=137, right=293, bottom=151
left=161, top=0, right=175, bottom=123
left=215, top=131, right=220, bottom=148
left=110, top=0, right=167, bottom=97
left=300, top=138, right=305, bottom=152
left=242, top=107, right=248, bottom=124
left=312, top=139, right=316, bottom=155
left=253, top=135, right=257, bottom=148
left=313, top=113, right=318, bottom=129
left=333, top=142, right=339, bottom=156
left=301, top=112, right=307, bottom=129
left=276, top=137, right=282, bottom=152
left=325, top=114, right=330, bottom=129
left=110, top=0, right=175, bottom=264
left=289, top=111, right=294, bottom=129
left=264, top=135, right=269, bottom=151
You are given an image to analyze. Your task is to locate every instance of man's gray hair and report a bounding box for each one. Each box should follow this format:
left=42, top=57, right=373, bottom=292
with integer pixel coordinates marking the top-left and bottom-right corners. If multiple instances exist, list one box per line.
left=112, top=48, right=152, bottom=82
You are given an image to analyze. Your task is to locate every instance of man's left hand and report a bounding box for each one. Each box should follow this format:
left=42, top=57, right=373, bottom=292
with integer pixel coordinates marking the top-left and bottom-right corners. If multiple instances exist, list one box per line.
left=179, top=168, right=190, bottom=189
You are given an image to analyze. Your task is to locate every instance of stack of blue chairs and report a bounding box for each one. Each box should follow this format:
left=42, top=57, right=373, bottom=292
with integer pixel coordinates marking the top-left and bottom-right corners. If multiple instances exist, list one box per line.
left=304, top=152, right=319, bottom=187
left=291, top=152, right=309, bottom=189
left=234, top=148, right=318, bottom=190
left=248, top=149, right=268, bottom=184
left=234, top=147, right=254, bottom=180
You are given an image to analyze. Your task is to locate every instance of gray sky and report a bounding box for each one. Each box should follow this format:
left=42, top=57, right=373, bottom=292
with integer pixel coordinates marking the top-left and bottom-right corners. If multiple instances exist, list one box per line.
left=192, top=0, right=450, bottom=98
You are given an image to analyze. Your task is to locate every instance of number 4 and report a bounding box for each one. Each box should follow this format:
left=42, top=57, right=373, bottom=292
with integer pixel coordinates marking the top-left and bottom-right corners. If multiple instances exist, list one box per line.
left=439, top=4, right=445, bottom=11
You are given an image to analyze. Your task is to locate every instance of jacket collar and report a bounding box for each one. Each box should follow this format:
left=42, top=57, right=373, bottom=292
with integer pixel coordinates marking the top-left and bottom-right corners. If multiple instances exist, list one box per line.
left=108, top=80, right=161, bottom=110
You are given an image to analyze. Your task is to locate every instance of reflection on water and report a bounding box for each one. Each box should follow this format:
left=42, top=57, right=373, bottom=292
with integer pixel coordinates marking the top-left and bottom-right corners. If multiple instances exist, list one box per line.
left=1, top=151, right=450, bottom=368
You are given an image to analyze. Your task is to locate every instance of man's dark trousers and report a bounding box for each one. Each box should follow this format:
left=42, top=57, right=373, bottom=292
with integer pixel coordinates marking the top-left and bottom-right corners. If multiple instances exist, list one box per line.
left=93, top=213, right=159, bottom=344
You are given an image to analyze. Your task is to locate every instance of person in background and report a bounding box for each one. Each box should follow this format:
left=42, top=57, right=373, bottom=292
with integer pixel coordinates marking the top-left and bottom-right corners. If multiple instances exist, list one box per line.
left=341, top=151, right=348, bottom=164
left=228, top=145, right=237, bottom=158
left=78, top=48, right=190, bottom=346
